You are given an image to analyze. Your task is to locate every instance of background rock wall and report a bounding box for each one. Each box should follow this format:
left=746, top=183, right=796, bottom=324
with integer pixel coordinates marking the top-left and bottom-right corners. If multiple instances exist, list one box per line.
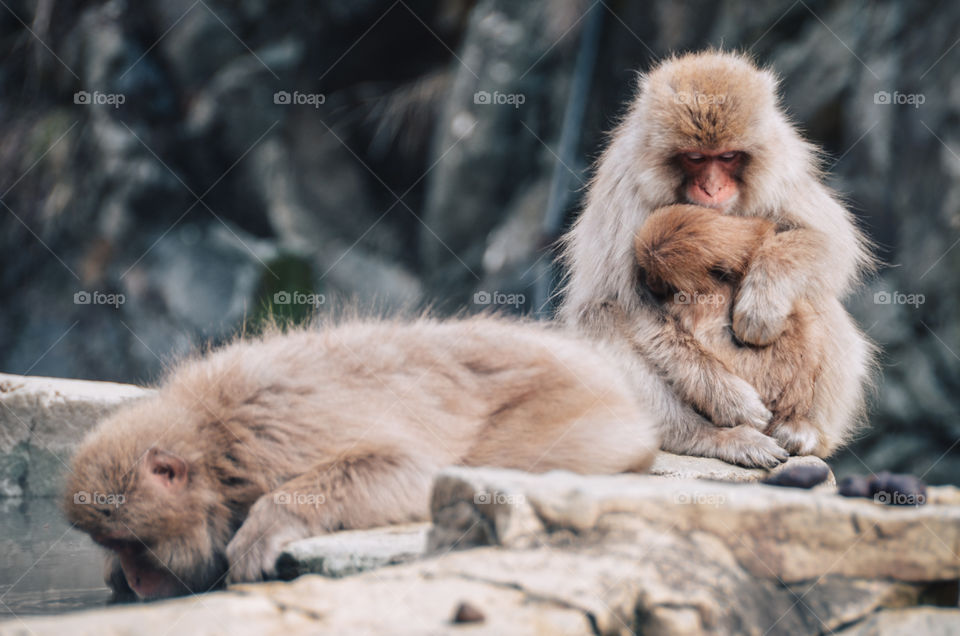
left=0, top=0, right=957, bottom=483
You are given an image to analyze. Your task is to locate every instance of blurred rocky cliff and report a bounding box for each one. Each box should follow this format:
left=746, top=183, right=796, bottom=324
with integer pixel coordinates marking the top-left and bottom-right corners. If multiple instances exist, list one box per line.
left=0, top=0, right=958, bottom=483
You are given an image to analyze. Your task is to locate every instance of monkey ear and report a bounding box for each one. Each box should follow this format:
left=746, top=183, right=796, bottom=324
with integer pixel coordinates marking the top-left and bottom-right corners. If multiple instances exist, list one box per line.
left=144, top=448, right=188, bottom=492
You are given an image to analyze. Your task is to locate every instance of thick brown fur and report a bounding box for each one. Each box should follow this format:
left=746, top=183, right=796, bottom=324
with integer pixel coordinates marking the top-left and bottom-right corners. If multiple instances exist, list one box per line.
left=559, top=50, right=875, bottom=467
left=63, top=315, right=657, bottom=599
left=636, top=204, right=826, bottom=453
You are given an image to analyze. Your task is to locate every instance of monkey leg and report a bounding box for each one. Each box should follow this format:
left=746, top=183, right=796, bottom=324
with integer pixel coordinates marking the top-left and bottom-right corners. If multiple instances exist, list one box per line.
left=619, top=348, right=788, bottom=468
left=631, top=311, right=773, bottom=430
left=226, top=453, right=438, bottom=583
left=800, top=300, right=874, bottom=457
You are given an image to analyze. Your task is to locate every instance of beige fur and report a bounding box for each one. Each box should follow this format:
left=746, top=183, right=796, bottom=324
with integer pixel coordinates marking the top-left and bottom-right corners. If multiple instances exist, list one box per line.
left=63, top=315, right=658, bottom=598
left=636, top=204, right=828, bottom=455
left=558, top=50, right=875, bottom=467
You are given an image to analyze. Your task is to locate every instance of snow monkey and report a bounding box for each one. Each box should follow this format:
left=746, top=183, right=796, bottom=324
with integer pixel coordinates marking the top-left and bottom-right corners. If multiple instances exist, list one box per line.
left=635, top=204, right=826, bottom=453
left=64, top=316, right=658, bottom=600
left=559, top=50, right=874, bottom=467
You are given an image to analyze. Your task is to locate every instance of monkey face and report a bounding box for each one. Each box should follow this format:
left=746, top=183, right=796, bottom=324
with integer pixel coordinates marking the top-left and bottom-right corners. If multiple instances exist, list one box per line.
left=632, top=51, right=781, bottom=213
left=676, top=150, right=746, bottom=211
left=64, top=404, right=227, bottom=600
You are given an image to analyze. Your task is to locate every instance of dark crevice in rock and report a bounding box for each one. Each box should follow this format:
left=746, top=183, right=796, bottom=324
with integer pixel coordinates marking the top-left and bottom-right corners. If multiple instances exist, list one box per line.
left=448, top=571, right=603, bottom=633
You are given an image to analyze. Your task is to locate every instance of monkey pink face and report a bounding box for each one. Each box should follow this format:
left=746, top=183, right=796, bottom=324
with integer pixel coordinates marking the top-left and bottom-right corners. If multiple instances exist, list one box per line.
left=678, top=150, right=744, bottom=211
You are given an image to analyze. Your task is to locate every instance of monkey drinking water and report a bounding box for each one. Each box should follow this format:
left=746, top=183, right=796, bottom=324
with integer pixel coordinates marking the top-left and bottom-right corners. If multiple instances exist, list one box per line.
left=64, top=316, right=657, bottom=600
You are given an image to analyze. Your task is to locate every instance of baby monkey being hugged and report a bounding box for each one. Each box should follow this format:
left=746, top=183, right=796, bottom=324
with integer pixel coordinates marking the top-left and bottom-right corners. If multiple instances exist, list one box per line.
left=64, top=316, right=657, bottom=601
left=634, top=204, right=825, bottom=455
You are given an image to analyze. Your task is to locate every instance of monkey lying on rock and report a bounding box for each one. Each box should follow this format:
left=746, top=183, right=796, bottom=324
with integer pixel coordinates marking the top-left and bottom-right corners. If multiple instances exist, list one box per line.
left=635, top=204, right=826, bottom=455
left=64, top=316, right=658, bottom=600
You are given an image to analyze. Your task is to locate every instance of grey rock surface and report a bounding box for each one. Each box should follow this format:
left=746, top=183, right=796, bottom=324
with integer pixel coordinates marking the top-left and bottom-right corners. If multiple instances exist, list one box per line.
left=0, top=373, right=149, bottom=498
left=276, top=523, right=430, bottom=579
left=651, top=452, right=836, bottom=485
left=5, top=467, right=957, bottom=635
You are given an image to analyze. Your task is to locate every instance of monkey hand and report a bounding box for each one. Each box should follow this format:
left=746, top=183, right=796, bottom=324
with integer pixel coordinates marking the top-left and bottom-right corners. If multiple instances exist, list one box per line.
left=707, top=373, right=772, bottom=429
left=226, top=495, right=312, bottom=583
left=731, top=275, right=792, bottom=346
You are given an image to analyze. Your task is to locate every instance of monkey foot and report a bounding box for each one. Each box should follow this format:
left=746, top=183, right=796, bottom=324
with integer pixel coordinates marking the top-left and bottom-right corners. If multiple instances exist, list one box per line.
left=767, top=420, right=820, bottom=456
left=711, top=425, right=789, bottom=469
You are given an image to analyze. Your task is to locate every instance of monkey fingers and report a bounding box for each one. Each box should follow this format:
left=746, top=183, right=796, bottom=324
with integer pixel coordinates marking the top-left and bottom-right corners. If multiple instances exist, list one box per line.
left=226, top=496, right=312, bottom=583
left=706, top=425, right=790, bottom=469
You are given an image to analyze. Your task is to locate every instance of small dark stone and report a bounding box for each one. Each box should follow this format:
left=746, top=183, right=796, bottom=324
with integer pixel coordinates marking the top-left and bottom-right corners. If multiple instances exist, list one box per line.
left=869, top=471, right=927, bottom=506
left=452, top=601, right=485, bottom=624
left=838, top=475, right=872, bottom=498
left=763, top=464, right=830, bottom=489
left=838, top=472, right=927, bottom=505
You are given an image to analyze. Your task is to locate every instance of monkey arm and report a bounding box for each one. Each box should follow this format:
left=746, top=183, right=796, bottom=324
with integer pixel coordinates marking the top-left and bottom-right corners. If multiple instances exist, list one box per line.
left=733, top=188, right=871, bottom=346
left=226, top=453, right=436, bottom=582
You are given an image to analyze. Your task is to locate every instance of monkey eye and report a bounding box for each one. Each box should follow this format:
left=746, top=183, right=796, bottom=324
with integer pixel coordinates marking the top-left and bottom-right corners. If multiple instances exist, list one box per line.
left=718, top=152, right=738, bottom=162
left=684, top=153, right=705, bottom=163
